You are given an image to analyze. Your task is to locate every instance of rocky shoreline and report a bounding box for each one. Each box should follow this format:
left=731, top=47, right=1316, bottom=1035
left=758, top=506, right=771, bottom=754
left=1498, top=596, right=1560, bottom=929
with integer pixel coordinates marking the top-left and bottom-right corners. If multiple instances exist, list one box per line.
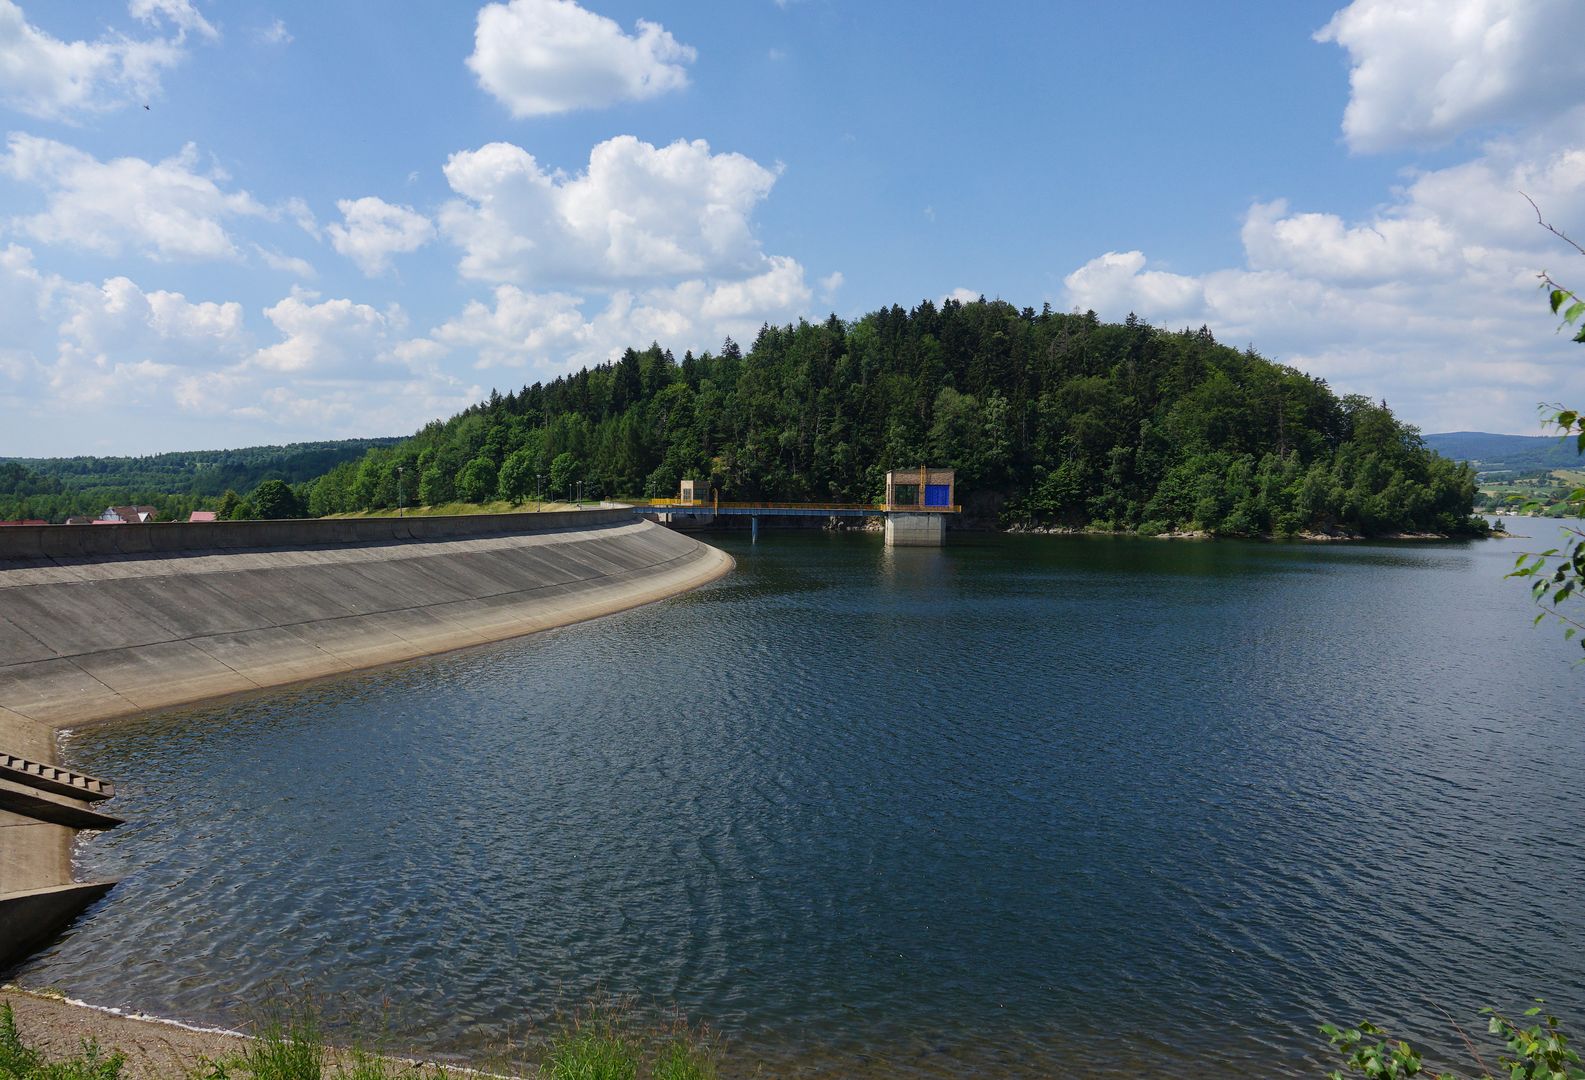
left=999, top=521, right=1479, bottom=542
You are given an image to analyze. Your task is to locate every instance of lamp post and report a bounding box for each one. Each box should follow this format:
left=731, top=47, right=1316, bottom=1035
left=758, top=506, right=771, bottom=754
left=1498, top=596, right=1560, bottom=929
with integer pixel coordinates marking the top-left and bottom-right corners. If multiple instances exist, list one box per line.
left=536, top=473, right=543, bottom=510
left=396, top=465, right=404, bottom=517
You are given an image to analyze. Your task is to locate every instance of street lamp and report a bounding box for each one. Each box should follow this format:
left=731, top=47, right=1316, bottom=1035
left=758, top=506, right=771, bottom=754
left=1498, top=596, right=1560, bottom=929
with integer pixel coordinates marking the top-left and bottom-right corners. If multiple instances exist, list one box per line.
left=536, top=473, right=543, bottom=510
left=396, top=465, right=405, bottom=517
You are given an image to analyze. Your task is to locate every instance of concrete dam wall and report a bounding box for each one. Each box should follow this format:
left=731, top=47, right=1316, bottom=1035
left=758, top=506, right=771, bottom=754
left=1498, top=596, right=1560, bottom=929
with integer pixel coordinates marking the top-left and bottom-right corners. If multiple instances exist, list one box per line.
left=0, top=509, right=730, bottom=734
left=0, top=510, right=731, bottom=963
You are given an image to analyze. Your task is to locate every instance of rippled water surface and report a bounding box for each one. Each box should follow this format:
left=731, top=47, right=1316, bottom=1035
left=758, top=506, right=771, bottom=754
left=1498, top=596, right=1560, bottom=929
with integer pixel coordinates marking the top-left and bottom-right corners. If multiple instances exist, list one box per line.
left=15, top=528, right=1585, bottom=1076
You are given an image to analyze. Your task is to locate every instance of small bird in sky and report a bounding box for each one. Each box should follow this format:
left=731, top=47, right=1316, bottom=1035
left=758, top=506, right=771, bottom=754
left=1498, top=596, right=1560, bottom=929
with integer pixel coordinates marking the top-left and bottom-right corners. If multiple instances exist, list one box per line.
left=143, top=104, right=150, bottom=110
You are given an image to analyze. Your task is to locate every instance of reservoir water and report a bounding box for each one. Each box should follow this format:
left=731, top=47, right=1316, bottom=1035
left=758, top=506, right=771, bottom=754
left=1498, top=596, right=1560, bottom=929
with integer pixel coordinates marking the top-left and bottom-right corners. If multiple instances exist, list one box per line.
left=14, top=527, right=1585, bottom=1076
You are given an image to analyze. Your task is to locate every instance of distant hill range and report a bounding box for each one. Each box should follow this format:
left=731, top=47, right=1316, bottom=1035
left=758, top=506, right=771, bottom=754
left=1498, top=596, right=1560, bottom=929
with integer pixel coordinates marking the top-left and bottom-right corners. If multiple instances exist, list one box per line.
left=1425, top=431, right=1581, bottom=475
left=0, top=438, right=403, bottom=524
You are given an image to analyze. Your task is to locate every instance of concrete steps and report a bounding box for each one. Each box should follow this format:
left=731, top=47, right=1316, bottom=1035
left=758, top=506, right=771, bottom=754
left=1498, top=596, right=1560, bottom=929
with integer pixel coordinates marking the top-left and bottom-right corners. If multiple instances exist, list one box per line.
left=0, top=787, right=123, bottom=830
left=0, top=882, right=117, bottom=968
left=0, top=752, right=120, bottom=968
left=0, top=753, right=115, bottom=801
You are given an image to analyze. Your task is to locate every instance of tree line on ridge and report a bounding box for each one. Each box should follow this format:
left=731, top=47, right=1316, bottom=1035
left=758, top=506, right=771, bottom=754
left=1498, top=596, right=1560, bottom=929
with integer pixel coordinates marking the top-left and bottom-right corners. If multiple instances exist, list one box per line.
left=9, top=299, right=1488, bottom=537
left=287, top=299, right=1483, bottom=537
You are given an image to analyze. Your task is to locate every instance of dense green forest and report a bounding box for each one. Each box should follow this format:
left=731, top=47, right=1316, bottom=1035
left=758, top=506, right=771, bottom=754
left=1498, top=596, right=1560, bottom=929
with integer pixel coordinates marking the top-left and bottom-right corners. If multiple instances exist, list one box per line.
left=272, top=299, right=1482, bottom=537
left=0, top=301, right=1485, bottom=535
left=0, top=439, right=398, bottom=522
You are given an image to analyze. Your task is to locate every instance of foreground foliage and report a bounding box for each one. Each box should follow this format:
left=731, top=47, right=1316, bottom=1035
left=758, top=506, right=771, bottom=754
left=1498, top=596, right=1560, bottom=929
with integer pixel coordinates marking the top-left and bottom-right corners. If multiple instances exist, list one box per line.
left=534, top=1007, right=714, bottom=1080
left=1508, top=217, right=1585, bottom=653
left=1323, top=1005, right=1583, bottom=1080
left=0, top=1004, right=124, bottom=1080
left=282, top=302, right=1481, bottom=536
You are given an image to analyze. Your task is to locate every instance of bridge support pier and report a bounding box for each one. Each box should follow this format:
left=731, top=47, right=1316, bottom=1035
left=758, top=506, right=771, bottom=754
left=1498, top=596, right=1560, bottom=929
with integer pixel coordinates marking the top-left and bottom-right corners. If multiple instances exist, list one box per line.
left=884, top=512, right=945, bottom=547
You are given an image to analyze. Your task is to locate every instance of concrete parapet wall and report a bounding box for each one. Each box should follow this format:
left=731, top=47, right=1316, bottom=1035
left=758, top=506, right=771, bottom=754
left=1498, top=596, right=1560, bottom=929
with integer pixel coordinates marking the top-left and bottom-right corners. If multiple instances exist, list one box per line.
left=0, top=508, right=634, bottom=561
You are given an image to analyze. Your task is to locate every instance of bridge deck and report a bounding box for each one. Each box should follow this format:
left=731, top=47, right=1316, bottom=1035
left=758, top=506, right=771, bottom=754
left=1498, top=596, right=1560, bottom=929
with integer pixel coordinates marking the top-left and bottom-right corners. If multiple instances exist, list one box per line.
left=630, top=501, right=959, bottom=517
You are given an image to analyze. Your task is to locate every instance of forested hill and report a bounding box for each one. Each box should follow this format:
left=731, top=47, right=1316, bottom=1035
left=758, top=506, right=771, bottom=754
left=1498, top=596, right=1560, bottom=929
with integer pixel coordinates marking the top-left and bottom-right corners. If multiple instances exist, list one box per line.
left=296, top=299, right=1485, bottom=538
left=0, top=438, right=399, bottom=522
left=1423, top=431, right=1579, bottom=476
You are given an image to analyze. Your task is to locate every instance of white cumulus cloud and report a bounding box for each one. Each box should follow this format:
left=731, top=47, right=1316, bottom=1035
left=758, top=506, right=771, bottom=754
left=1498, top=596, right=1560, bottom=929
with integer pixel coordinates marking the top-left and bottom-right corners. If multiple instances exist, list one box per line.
left=0, top=244, right=249, bottom=407
left=429, top=256, right=811, bottom=376
left=0, top=243, right=481, bottom=449
left=0, top=243, right=58, bottom=387
left=1061, top=141, right=1585, bottom=433
left=1, top=134, right=266, bottom=261
left=255, top=18, right=291, bottom=46
left=467, top=0, right=694, bottom=117
left=1240, top=199, right=1462, bottom=283
left=0, top=0, right=215, bottom=120
left=50, top=276, right=248, bottom=406
left=327, top=196, right=436, bottom=277
left=440, top=134, right=778, bottom=286
left=433, top=286, right=588, bottom=368
left=60, top=276, right=246, bottom=368
left=170, top=289, right=479, bottom=435
left=251, top=289, right=408, bottom=377
left=1056, top=0, right=1585, bottom=435
left=1317, top=0, right=1585, bottom=152
left=128, top=0, right=218, bottom=41
left=1063, top=253, right=1203, bottom=320
left=254, top=245, right=316, bottom=279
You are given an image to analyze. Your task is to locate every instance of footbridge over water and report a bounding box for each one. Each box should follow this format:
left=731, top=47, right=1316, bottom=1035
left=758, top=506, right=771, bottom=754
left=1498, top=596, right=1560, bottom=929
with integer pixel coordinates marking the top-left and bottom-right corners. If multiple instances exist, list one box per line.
left=632, top=467, right=961, bottom=547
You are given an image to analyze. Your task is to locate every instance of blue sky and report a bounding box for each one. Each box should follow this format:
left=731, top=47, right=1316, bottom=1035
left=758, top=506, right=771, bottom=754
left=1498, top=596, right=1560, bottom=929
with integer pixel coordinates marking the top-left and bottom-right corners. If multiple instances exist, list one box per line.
left=3, top=0, right=1585, bottom=455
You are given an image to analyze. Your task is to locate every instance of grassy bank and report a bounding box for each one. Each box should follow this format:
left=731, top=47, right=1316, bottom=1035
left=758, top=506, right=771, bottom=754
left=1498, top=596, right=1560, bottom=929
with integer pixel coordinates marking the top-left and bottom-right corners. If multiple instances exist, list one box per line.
left=0, top=1000, right=716, bottom=1080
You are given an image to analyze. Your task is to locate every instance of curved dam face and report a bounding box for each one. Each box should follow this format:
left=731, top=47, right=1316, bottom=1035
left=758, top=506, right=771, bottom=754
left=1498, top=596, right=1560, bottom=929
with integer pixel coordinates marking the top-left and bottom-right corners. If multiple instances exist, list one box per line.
left=0, top=510, right=730, bottom=963
left=0, top=509, right=729, bottom=735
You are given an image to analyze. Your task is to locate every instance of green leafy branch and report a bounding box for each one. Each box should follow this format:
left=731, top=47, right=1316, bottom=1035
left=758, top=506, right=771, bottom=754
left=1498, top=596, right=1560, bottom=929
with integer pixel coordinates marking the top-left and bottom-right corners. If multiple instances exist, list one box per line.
left=1504, top=199, right=1585, bottom=651
left=1545, top=285, right=1585, bottom=346
left=1323, top=1004, right=1584, bottom=1080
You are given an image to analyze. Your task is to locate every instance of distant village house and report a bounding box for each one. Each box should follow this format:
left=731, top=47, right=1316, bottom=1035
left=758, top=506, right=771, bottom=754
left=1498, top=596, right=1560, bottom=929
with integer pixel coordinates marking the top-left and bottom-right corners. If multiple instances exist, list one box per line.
left=95, top=505, right=158, bottom=524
